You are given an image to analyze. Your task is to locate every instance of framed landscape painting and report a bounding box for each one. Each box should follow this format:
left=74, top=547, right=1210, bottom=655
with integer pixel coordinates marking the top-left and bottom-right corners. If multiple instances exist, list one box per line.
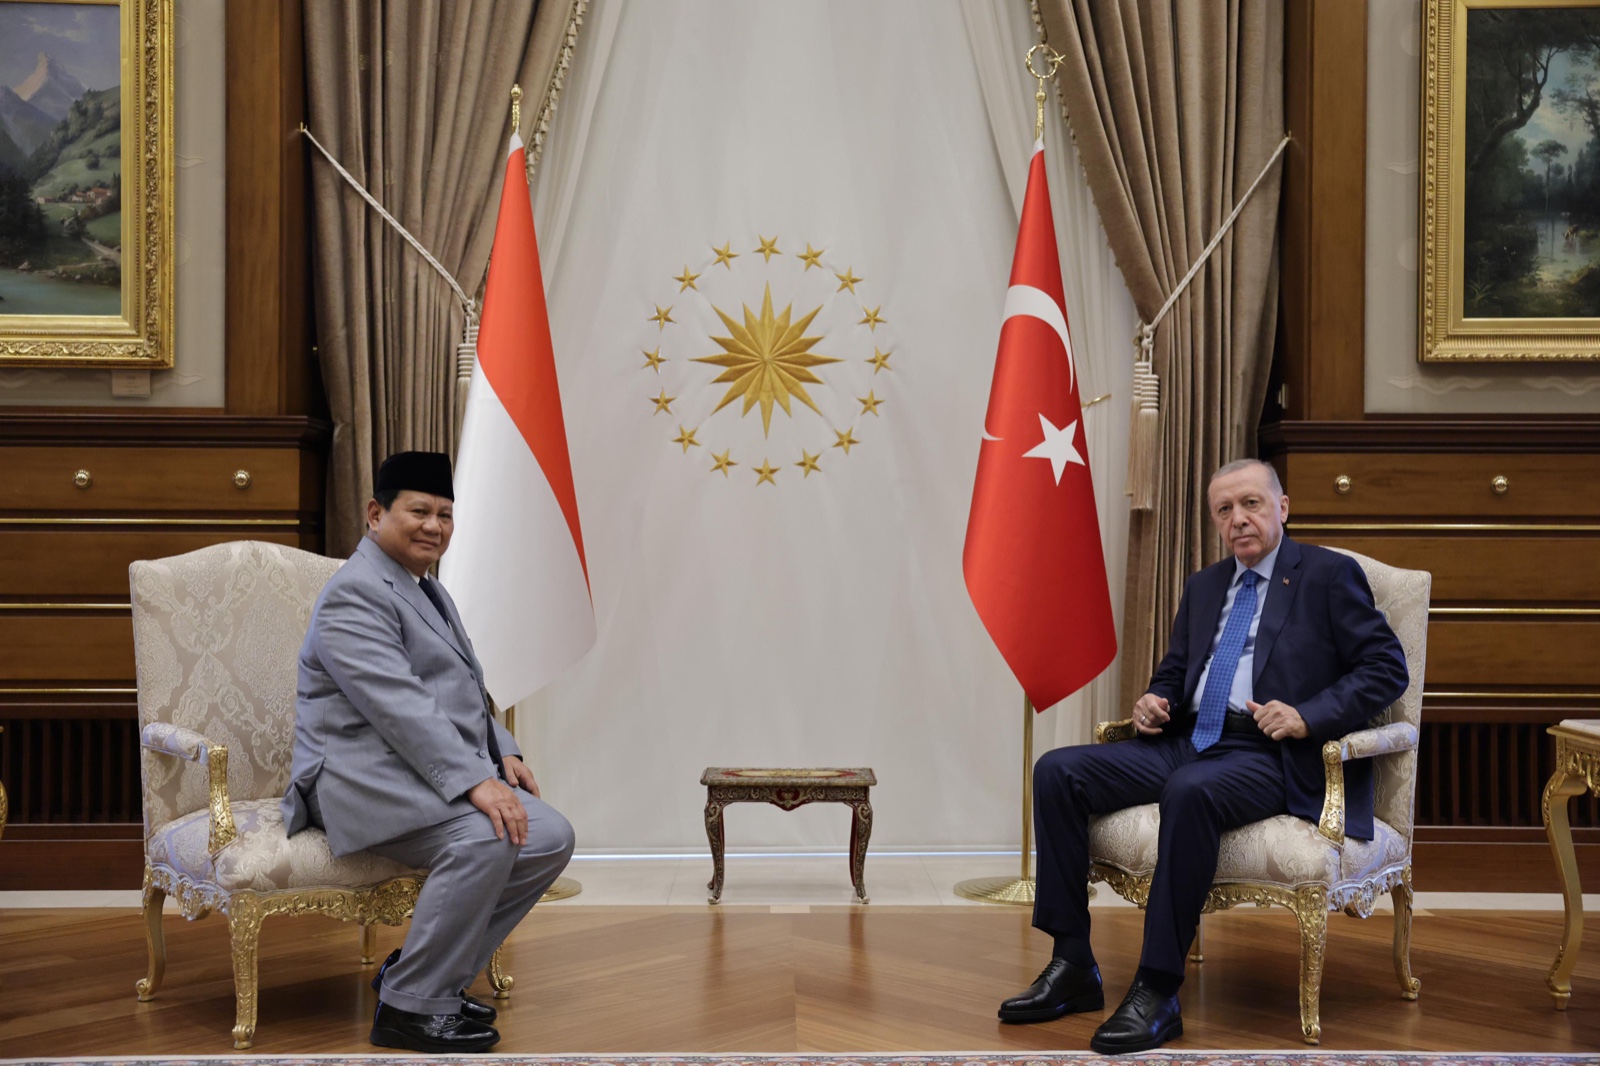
left=1422, top=0, right=1600, bottom=361
left=0, top=0, right=171, bottom=368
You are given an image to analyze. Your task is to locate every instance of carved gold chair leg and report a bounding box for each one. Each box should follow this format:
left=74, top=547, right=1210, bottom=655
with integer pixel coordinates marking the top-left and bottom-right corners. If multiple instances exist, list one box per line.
left=1391, top=867, right=1421, bottom=1000
left=358, top=921, right=378, bottom=965
left=135, top=868, right=166, bottom=1002
left=227, top=895, right=264, bottom=1050
left=489, top=945, right=513, bottom=1000
left=1188, top=918, right=1204, bottom=964
left=1544, top=766, right=1589, bottom=1010
left=1294, top=887, right=1328, bottom=1045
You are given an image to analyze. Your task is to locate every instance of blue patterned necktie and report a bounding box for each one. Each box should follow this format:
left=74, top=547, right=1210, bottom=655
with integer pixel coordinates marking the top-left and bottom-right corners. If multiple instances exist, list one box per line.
left=1192, top=569, right=1259, bottom=752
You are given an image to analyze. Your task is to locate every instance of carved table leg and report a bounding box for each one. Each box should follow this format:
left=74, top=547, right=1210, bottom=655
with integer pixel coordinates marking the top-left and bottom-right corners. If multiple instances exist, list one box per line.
left=358, top=921, right=378, bottom=965
left=848, top=796, right=872, bottom=904
left=1544, top=760, right=1588, bottom=1010
left=489, top=945, right=513, bottom=999
left=1391, top=866, right=1421, bottom=1000
left=228, top=894, right=264, bottom=1049
left=1294, top=885, right=1328, bottom=1045
left=705, top=792, right=727, bottom=903
left=135, top=866, right=166, bottom=1001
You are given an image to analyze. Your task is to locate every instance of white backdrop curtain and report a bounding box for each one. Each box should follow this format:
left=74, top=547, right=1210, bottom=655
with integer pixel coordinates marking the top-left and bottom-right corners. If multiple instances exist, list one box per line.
left=511, top=0, right=1137, bottom=851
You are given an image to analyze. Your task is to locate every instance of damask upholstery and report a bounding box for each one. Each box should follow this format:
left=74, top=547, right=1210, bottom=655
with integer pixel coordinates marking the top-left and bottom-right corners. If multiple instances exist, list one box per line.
left=129, top=541, right=511, bottom=1049
left=1088, top=547, right=1430, bottom=1045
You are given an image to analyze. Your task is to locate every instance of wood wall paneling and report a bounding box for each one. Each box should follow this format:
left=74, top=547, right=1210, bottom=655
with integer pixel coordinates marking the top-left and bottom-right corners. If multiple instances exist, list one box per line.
left=1289, top=533, right=1600, bottom=603
left=1284, top=452, right=1600, bottom=517
left=1281, top=0, right=1368, bottom=422
left=0, top=530, right=307, bottom=597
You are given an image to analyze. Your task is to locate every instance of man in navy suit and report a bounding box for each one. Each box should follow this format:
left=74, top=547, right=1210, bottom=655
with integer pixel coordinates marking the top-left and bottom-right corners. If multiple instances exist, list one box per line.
left=996, top=459, right=1408, bottom=1054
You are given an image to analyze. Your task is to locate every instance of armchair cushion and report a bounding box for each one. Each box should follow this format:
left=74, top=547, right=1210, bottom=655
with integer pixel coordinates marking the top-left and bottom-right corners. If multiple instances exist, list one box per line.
left=1091, top=809, right=1408, bottom=886
left=147, top=798, right=416, bottom=893
left=1336, top=722, right=1418, bottom=762
left=141, top=722, right=212, bottom=763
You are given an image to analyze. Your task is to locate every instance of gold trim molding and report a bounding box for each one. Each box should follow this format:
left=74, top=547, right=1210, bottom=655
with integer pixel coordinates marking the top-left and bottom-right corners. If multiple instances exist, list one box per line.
left=0, top=518, right=303, bottom=528
left=0, top=0, right=174, bottom=368
left=0, top=686, right=137, bottom=695
left=0, top=603, right=130, bottom=611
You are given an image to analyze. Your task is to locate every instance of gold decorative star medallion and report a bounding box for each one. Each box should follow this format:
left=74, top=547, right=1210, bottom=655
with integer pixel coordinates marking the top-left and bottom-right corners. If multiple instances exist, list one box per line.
left=674, top=266, right=701, bottom=292
left=642, top=347, right=665, bottom=372
left=651, top=389, right=676, bottom=415
left=713, top=242, right=739, bottom=269
left=692, top=283, right=842, bottom=436
left=795, top=450, right=821, bottom=477
left=858, top=390, right=884, bottom=416
left=672, top=425, right=701, bottom=452
left=867, top=348, right=892, bottom=374
left=755, top=235, right=782, bottom=262
left=835, top=268, right=862, bottom=293
left=798, top=244, right=825, bottom=270
left=710, top=450, right=737, bottom=477
left=754, top=459, right=779, bottom=485
left=858, top=305, right=884, bottom=331
left=832, top=427, right=860, bottom=454
left=651, top=304, right=675, bottom=329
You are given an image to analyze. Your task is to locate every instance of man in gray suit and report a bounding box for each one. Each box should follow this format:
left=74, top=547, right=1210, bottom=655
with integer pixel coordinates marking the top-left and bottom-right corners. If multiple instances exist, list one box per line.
left=283, top=451, right=575, bottom=1053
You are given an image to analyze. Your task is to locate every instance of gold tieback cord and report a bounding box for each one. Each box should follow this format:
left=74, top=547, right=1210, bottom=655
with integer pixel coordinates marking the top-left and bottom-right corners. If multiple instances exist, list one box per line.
left=1125, top=131, right=1292, bottom=511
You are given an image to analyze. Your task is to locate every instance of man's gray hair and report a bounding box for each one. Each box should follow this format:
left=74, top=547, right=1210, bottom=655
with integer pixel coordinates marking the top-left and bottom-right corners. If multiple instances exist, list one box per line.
left=1209, top=458, right=1283, bottom=495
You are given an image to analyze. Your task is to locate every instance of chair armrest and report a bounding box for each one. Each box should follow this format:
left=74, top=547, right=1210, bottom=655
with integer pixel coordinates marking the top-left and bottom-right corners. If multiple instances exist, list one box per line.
left=139, top=723, right=237, bottom=852
left=1316, top=723, right=1420, bottom=848
left=1096, top=718, right=1138, bottom=744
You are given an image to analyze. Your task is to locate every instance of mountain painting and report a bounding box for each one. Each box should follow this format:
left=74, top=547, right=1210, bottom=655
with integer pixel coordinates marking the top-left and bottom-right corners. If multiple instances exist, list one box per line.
left=0, top=2, right=122, bottom=317
left=1463, top=8, right=1600, bottom=320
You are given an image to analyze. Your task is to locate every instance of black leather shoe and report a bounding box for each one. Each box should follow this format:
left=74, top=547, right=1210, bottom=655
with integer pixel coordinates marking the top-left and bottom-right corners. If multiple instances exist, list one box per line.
left=369, top=1001, right=499, bottom=1053
left=997, top=957, right=1104, bottom=1023
left=1089, top=980, right=1182, bottom=1054
left=371, top=947, right=498, bottom=1024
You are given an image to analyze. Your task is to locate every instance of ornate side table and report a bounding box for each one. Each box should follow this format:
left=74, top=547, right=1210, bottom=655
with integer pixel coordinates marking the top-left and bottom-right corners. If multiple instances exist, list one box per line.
left=1543, top=719, right=1600, bottom=1009
left=701, top=767, right=875, bottom=904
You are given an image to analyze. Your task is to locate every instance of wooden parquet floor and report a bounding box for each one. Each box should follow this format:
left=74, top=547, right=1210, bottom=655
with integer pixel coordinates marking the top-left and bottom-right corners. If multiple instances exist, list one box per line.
left=0, top=905, right=1596, bottom=1057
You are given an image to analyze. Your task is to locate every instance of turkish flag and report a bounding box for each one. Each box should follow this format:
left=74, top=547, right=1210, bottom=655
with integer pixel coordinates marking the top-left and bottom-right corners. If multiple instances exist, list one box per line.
left=963, top=141, right=1117, bottom=711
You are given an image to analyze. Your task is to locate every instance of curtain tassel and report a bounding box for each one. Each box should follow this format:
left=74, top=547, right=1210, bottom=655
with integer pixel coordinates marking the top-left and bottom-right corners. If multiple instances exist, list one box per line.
left=1125, top=324, right=1159, bottom=512
left=452, top=306, right=480, bottom=456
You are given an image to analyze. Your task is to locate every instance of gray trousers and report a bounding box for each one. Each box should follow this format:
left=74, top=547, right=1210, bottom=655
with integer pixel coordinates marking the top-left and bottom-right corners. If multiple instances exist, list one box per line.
left=308, top=784, right=575, bottom=1015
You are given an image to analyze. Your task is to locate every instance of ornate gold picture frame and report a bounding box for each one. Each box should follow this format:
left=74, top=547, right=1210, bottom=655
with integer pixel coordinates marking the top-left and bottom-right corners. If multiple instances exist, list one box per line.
left=0, top=0, right=172, bottom=368
left=1422, top=0, right=1600, bottom=361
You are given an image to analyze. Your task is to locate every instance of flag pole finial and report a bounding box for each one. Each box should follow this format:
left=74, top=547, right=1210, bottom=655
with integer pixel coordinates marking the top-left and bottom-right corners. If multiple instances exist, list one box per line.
left=1024, top=45, right=1063, bottom=142
left=511, top=83, right=523, bottom=133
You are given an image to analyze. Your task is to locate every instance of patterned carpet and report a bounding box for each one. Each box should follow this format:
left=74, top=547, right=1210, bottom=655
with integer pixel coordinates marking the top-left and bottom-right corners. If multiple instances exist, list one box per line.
left=7, top=1054, right=1593, bottom=1066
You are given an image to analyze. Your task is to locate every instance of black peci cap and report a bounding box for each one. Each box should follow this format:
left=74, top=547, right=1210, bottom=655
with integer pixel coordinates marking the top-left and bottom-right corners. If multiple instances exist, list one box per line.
left=375, top=451, right=454, bottom=500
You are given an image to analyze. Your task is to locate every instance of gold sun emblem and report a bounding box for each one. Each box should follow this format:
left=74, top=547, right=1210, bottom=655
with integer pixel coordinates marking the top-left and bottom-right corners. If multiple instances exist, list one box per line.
left=692, top=283, right=842, bottom=437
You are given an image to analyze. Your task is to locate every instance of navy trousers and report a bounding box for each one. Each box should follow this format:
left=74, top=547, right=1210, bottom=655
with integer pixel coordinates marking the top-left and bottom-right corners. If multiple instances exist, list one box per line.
left=1032, top=730, right=1288, bottom=978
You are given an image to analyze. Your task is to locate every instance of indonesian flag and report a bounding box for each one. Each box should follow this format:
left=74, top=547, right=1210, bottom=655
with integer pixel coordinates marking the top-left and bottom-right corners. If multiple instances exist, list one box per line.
left=963, top=141, right=1116, bottom=711
left=439, top=131, right=595, bottom=707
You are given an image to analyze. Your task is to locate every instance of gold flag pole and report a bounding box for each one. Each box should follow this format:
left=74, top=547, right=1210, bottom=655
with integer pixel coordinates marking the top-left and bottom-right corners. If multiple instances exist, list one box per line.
left=954, top=43, right=1091, bottom=907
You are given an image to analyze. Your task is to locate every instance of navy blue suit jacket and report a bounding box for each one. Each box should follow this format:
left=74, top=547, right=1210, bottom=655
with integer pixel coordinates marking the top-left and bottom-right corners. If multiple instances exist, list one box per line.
left=1145, top=536, right=1408, bottom=841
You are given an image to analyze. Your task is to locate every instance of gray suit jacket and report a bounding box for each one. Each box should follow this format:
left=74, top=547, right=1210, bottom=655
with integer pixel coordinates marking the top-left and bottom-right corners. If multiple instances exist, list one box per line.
left=281, top=537, right=522, bottom=856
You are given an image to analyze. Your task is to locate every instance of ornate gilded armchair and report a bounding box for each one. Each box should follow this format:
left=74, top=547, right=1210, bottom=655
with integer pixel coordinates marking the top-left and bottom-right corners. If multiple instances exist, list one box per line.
left=1088, top=548, right=1429, bottom=1044
left=129, top=541, right=511, bottom=1048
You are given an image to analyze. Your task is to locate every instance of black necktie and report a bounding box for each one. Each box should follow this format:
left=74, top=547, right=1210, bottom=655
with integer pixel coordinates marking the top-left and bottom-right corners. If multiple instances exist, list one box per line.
left=418, top=576, right=507, bottom=782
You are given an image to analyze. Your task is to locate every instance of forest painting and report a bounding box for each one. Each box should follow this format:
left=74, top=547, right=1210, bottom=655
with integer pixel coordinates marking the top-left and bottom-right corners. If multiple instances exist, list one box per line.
left=1463, top=7, right=1600, bottom=320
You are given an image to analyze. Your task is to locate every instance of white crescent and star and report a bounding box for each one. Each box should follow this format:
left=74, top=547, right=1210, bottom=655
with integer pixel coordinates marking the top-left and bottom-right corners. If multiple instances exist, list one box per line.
left=1021, top=413, right=1085, bottom=485
left=980, top=286, right=1083, bottom=487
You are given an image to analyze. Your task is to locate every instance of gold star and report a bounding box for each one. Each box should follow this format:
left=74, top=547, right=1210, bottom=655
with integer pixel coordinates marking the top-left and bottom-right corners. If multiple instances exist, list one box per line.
left=835, top=268, right=863, bottom=293
left=867, top=347, right=893, bottom=374
left=641, top=348, right=665, bottom=372
left=832, top=427, right=860, bottom=454
left=650, top=304, right=675, bottom=329
left=674, top=266, right=701, bottom=292
left=692, top=283, right=842, bottom=437
left=713, top=242, right=740, bottom=269
left=754, top=458, right=779, bottom=485
left=795, top=450, right=821, bottom=477
left=798, top=243, right=825, bottom=270
left=672, top=425, right=701, bottom=453
left=650, top=389, right=676, bottom=415
left=755, top=235, right=782, bottom=262
left=858, top=390, right=884, bottom=416
left=858, top=305, right=885, bottom=331
left=710, top=450, right=737, bottom=477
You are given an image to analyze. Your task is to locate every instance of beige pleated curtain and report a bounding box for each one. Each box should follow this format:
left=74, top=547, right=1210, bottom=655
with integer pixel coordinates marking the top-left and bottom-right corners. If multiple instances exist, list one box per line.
left=306, top=0, right=583, bottom=556
left=1034, top=0, right=1285, bottom=701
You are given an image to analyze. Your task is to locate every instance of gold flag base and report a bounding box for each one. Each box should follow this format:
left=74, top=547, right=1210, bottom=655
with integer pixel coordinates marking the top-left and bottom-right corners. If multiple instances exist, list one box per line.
left=955, top=875, right=1036, bottom=905
left=540, top=876, right=582, bottom=901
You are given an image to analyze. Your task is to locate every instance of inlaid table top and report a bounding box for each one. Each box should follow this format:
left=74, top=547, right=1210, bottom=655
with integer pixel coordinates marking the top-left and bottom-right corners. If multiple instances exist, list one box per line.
left=1554, top=719, right=1600, bottom=743
left=701, top=767, right=877, bottom=787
